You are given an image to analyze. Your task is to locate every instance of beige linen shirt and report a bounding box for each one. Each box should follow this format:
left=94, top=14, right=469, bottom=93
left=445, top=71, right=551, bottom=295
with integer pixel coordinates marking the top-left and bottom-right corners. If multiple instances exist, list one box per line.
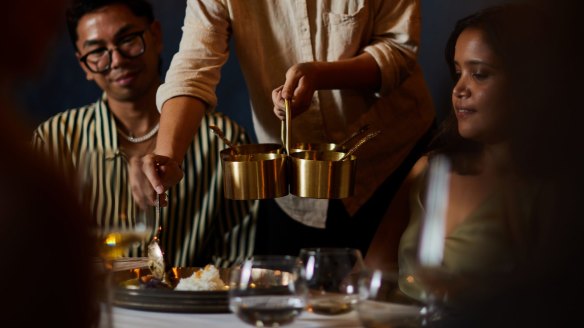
left=157, top=0, right=435, bottom=227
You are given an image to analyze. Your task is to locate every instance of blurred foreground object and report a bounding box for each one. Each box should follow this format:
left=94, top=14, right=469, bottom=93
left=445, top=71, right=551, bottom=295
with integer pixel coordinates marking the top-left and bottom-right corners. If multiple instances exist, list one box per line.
left=0, top=1, right=96, bottom=327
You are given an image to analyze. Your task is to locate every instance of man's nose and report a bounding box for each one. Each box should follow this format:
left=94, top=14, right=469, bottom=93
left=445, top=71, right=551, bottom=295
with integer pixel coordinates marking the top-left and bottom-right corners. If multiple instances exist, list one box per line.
left=109, top=48, right=127, bottom=69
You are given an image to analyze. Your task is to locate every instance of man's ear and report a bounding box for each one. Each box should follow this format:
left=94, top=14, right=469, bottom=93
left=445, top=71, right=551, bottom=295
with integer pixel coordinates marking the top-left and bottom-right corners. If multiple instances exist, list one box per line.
left=75, top=52, right=95, bottom=81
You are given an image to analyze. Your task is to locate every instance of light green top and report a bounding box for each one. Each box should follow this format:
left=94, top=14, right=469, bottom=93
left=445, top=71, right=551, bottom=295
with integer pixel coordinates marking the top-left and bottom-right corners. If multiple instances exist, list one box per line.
left=397, top=166, right=534, bottom=304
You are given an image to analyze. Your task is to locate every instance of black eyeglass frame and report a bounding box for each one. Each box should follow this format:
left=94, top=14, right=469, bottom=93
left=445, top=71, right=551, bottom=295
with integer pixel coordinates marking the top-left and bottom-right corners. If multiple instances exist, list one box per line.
left=79, top=30, right=147, bottom=73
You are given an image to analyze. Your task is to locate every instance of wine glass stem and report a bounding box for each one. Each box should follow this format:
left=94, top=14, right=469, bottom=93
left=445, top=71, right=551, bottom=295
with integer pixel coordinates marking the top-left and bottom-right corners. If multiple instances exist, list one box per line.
left=421, top=294, right=445, bottom=327
left=101, top=258, right=115, bottom=328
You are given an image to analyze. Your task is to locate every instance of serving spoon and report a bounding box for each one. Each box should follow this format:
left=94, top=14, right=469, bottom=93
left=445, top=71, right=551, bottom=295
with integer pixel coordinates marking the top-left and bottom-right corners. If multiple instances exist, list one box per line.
left=334, top=124, right=370, bottom=152
left=146, top=229, right=172, bottom=289
left=339, top=130, right=382, bottom=161
left=210, top=125, right=239, bottom=155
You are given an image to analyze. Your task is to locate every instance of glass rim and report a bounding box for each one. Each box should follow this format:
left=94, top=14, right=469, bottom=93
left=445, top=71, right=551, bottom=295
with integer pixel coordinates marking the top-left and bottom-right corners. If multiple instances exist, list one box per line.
left=242, top=254, right=300, bottom=262
left=299, top=247, right=363, bottom=255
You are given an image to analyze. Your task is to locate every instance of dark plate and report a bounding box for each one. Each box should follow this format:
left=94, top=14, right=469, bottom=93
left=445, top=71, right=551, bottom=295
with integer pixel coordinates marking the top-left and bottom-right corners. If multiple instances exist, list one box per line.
left=112, top=267, right=230, bottom=313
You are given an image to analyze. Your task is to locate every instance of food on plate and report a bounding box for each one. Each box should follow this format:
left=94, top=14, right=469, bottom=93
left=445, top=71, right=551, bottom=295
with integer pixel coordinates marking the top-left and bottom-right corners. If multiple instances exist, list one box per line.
left=140, top=276, right=172, bottom=289
left=174, top=265, right=227, bottom=291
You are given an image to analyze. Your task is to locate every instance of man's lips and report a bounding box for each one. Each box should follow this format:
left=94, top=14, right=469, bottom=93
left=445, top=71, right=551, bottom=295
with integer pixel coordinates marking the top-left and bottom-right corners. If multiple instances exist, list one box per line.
left=113, top=72, right=138, bottom=85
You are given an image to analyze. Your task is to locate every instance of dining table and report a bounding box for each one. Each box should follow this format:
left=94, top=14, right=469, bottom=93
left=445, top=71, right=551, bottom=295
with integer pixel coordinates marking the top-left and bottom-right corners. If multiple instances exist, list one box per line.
left=112, top=306, right=364, bottom=328
left=109, top=258, right=374, bottom=328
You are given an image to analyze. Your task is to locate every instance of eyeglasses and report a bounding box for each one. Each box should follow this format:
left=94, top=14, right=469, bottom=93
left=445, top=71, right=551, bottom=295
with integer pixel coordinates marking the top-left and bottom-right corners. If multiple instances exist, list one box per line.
left=79, top=31, right=146, bottom=73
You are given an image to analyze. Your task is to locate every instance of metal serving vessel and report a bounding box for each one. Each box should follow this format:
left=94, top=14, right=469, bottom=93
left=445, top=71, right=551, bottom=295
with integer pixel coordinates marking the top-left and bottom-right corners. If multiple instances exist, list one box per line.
left=220, top=143, right=288, bottom=200
left=216, top=101, right=376, bottom=200
left=289, top=150, right=356, bottom=199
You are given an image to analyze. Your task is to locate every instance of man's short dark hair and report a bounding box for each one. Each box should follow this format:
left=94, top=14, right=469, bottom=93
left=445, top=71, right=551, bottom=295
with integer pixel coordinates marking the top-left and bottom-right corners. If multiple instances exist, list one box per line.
left=66, top=0, right=155, bottom=50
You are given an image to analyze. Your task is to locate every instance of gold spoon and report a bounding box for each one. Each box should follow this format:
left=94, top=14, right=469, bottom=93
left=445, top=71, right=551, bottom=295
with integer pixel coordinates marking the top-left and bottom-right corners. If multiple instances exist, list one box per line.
left=334, top=124, right=370, bottom=152
left=282, top=99, right=291, bottom=155
left=339, top=130, right=382, bottom=161
left=146, top=229, right=172, bottom=288
left=147, top=236, right=165, bottom=280
left=210, top=125, right=239, bottom=155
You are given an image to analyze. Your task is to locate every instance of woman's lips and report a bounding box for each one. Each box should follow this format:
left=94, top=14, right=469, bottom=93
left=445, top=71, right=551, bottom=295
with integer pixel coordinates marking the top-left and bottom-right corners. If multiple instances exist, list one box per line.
left=455, top=106, right=476, bottom=119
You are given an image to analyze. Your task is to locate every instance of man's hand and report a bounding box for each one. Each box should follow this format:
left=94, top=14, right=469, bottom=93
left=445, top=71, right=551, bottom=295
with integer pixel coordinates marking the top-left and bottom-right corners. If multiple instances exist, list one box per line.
left=141, top=153, right=183, bottom=200
left=272, top=55, right=381, bottom=121
left=128, top=156, right=154, bottom=209
left=272, top=62, right=320, bottom=120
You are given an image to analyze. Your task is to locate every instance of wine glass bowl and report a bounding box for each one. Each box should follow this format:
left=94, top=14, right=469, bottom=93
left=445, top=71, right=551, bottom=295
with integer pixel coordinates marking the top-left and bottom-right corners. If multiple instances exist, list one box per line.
left=77, top=149, right=158, bottom=259
left=358, top=269, right=423, bottom=328
left=228, top=255, right=307, bottom=327
left=76, top=149, right=158, bottom=328
left=97, top=204, right=156, bottom=260
left=299, top=248, right=365, bottom=315
left=407, top=154, right=458, bottom=324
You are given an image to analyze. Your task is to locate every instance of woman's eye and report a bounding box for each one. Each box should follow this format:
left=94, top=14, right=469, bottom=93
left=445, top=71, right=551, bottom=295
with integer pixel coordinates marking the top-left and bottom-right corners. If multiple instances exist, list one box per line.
left=472, top=72, right=488, bottom=81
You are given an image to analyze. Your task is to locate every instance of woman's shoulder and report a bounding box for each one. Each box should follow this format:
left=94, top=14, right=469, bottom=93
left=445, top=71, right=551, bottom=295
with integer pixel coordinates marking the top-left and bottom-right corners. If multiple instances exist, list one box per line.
left=410, top=156, right=429, bottom=178
left=407, top=155, right=429, bottom=191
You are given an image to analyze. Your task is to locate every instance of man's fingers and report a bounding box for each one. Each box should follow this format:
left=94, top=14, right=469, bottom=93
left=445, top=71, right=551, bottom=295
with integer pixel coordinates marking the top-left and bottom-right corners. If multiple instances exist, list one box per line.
left=142, top=154, right=165, bottom=194
left=273, top=105, right=286, bottom=120
left=272, top=86, right=283, bottom=106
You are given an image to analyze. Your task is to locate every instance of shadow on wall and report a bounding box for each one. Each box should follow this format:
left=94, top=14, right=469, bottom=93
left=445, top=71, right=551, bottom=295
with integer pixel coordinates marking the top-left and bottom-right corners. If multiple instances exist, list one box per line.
left=16, top=0, right=515, bottom=142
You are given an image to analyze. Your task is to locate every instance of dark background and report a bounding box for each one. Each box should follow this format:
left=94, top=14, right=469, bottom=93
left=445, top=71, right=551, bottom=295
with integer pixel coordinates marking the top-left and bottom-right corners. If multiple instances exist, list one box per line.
left=16, top=0, right=512, bottom=142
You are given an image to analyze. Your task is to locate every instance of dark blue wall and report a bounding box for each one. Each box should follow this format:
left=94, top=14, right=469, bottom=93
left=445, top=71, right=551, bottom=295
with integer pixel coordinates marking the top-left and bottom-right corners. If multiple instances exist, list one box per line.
left=17, top=0, right=513, bottom=142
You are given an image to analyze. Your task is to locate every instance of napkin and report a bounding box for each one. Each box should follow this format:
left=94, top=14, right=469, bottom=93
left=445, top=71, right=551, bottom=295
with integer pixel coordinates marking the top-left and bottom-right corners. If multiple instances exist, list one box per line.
left=275, top=195, right=328, bottom=229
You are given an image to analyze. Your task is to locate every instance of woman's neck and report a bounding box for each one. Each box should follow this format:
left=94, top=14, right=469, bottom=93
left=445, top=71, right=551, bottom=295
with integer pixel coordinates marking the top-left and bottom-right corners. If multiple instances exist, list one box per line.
left=481, top=141, right=513, bottom=177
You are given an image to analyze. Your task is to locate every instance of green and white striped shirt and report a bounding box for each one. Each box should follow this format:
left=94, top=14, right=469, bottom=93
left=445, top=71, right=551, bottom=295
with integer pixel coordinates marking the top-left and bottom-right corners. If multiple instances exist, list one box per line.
left=32, top=96, right=257, bottom=267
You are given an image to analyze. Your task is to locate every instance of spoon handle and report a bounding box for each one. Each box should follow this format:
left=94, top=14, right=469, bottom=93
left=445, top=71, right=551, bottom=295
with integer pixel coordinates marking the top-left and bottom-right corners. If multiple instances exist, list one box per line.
left=339, top=130, right=381, bottom=161
left=284, top=99, right=291, bottom=155
left=210, top=125, right=238, bottom=154
left=334, top=124, right=370, bottom=151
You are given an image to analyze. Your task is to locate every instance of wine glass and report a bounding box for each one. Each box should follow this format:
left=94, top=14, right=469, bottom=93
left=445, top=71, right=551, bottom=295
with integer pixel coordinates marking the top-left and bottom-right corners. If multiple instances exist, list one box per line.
left=406, top=154, right=453, bottom=325
left=76, top=149, right=157, bottom=328
left=228, top=255, right=307, bottom=327
left=298, top=248, right=365, bottom=315
left=357, top=269, right=423, bottom=328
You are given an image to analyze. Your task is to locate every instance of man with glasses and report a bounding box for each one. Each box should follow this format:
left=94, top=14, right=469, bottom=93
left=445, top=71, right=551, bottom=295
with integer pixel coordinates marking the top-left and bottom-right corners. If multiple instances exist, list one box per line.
left=79, top=30, right=146, bottom=74
left=32, top=0, right=257, bottom=267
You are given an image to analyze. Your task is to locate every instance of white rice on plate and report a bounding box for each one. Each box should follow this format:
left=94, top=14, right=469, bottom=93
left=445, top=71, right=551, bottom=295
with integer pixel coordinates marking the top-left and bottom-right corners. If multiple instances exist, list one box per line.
left=174, top=264, right=226, bottom=291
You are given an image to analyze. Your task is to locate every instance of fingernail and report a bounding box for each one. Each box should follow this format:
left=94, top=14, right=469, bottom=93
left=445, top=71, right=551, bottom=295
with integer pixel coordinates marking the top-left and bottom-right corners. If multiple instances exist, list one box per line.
left=155, top=185, right=164, bottom=194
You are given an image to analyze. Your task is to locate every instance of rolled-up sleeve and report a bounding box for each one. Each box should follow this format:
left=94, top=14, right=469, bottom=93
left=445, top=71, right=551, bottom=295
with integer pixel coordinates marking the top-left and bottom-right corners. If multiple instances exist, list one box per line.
left=363, top=0, right=420, bottom=96
left=156, top=0, right=231, bottom=112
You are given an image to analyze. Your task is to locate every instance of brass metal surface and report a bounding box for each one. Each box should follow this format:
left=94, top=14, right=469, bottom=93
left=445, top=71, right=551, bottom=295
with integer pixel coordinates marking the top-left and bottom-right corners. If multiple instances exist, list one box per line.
left=289, top=142, right=341, bottom=154
left=289, top=150, right=356, bottom=199
left=220, top=145, right=288, bottom=200
left=220, top=143, right=282, bottom=157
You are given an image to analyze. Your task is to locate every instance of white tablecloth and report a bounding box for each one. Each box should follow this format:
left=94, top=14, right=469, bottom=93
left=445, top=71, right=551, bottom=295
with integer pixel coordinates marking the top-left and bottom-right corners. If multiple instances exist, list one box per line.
left=112, top=306, right=363, bottom=328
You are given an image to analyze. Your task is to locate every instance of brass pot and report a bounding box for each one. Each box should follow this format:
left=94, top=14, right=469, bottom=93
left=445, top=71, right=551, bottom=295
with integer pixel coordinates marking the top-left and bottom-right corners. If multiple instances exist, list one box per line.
left=289, top=142, right=343, bottom=154
left=289, top=150, right=356, bottom=199
left=220, top=143, right=288, bottom=200
left=222, top=143, right=282, bottom=156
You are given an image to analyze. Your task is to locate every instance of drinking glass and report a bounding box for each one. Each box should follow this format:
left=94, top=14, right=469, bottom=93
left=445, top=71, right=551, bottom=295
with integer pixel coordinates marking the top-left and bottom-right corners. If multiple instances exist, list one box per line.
left=77, top=150, right=157, bottom=328
left=298, top=248, right=365, bottom=315
left=407, top=154, right=454, bottom=325
left=357, top=269, right=423, bottom=328
left=228, top=255, right=307, bottom=327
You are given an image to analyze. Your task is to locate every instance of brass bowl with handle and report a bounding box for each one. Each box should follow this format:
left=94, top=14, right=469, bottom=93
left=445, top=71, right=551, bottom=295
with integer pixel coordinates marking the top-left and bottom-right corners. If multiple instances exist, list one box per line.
left=220, top=143, right=288, bottom=200
left=289, top=142, right=342, bottom=154
left=289, top=150, right=356, bottom=199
